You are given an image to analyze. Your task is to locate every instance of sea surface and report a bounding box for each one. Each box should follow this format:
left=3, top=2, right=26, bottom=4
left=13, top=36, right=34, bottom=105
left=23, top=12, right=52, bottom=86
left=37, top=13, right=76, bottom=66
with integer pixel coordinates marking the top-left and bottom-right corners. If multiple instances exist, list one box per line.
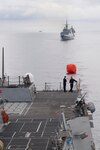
left=0, top=21, right=100, bottom=149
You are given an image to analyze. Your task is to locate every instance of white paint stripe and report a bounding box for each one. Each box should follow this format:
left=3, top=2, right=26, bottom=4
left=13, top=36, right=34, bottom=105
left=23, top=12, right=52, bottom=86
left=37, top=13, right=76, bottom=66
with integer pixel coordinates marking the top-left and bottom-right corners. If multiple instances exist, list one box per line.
left=25, top=138, right=31, bottom=150
left=16, top=119, right=18, bottom=122
left=25, top=132, right=31, bottom=138
left=41, top=120, right=48, bottom=138
left=36, top=121, right=42, bottom=132
left=19, top=122, right=25, bottom=132
left=7, top=132, right=16, bottom=149
left=45, top=139, right=50, bottom=150
left=50, top=118, right=52, bottom=122
left=12, top=132, right=16, bottom=138
left=19, top=104, right=28, bottom=115
left=24, top=102, right=33, bottom=116
left=8, top=145, right=11, bottom=149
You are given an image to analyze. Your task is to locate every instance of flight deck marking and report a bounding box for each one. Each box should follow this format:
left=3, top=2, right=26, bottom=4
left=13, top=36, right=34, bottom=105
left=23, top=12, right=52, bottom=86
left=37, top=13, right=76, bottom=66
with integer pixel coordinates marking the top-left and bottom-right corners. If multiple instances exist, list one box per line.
left=19, top=122, right=25, bottom=132
left=19, top=103, right=28, bottom=115
left=41, top=120, right=48, bottom=138
left=25, top=138, right=31, bottom=150
left=16, top=118, right=19, bottom=122
left=25, top=132, right=31, bottom=138
left=7, top=132, right=16, bottom=149
left=24, top=102, right=33, bottom=116
left=36, top=121, right=42, bottom=132
left=45, top=139, right=50, bottom=150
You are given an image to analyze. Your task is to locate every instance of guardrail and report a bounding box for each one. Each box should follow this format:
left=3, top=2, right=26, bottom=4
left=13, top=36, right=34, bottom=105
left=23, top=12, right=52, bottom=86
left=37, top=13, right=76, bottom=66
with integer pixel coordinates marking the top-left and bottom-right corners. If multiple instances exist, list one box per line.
left=0, top=76, right=81, bottom=92
left=0, top=76, right=24, bottom=87
left=44, top=79, right=81, bottom=92
left=0, top=75, right=34, bottom=88
left=44, top=82, right=62, bottom=91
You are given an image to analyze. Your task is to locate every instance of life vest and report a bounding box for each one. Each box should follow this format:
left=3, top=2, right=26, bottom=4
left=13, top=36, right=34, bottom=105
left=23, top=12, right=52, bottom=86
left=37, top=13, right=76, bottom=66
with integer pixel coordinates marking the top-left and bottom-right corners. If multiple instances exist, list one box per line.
left=1, top=110, right=9, bottom=123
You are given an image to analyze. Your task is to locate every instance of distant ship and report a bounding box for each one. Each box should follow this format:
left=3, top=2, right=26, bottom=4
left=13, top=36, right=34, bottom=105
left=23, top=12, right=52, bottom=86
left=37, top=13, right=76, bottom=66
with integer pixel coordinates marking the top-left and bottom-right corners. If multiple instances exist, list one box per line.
left=60, top=20, right=75, bottom=40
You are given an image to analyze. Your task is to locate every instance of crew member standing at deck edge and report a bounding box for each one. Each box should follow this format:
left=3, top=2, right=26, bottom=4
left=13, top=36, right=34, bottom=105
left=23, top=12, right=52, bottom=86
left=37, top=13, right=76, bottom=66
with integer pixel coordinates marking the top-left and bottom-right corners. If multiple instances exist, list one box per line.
left=63, top=76, right=67, bottom=92
left=69, top=76, right=77, bottom=92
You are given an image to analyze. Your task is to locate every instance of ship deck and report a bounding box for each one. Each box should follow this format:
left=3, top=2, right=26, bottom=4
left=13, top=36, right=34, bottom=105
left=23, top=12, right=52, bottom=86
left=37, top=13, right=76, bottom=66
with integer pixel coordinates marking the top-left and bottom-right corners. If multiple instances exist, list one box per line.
left=0, top=91, right=78, bottom=150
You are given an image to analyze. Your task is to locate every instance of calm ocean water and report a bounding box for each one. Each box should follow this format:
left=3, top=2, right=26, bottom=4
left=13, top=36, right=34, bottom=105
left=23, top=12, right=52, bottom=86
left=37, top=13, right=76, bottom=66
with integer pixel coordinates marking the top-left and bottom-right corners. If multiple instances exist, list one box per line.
left=0, top=21, right=100, bottom=149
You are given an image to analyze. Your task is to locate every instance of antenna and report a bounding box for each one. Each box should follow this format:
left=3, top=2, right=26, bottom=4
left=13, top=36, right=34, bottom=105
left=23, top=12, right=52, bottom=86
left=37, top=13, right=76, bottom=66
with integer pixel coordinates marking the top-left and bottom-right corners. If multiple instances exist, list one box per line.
left=2, top=47, right=4, bottom=80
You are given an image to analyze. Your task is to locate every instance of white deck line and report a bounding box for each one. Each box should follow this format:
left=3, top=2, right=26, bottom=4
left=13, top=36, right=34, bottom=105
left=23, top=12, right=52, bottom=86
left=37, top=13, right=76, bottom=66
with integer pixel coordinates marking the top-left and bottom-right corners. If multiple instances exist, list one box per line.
left=45, top=139, right=50, bottom=150
left=25, top=138, right=31, bottom=150
left=23, top=102, right=33, bottom=116
left=19, top=103, right=28, bottom=115
left=25, top=132, right=31, bottom=138
left=16, top=118, right=19, bottom=122
left=36, top=121, right=42, bottom=132
left=19, top=122, right=25, bottom=132
left=7, top=132, right=16, bottom=149
left=41, top=120, right=48, bottom=138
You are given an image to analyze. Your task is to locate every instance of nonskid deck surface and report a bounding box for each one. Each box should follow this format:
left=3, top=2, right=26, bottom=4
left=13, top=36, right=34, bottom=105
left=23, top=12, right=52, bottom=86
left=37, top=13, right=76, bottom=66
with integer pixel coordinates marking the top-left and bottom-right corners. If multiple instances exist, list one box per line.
left=0, top=118, right=59, bottom=150
left=0, top=91, right=78, bottom=150
left=25, top=91, right=78, bottom=119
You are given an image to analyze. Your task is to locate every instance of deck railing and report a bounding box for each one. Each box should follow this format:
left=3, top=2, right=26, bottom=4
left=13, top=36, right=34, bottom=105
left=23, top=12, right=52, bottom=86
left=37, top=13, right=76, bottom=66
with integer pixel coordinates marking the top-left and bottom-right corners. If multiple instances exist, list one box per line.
left=0, top=76, right=24, bottom=87
left=44, top=79, right=81, bottom=92
left=44, top=82, right=62, bottom=91
left=0, top=76, right=81, bottom=92
left=0, top=75, right=34, bottom=88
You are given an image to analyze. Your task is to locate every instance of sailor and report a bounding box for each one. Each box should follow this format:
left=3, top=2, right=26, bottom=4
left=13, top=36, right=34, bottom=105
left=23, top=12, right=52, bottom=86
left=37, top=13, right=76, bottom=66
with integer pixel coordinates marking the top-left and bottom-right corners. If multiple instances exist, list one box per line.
left=69, top=76, right=77, bottom=92
left=26, top=75, right=31, bottom=85
left=63, top=76, right=67, bottom=92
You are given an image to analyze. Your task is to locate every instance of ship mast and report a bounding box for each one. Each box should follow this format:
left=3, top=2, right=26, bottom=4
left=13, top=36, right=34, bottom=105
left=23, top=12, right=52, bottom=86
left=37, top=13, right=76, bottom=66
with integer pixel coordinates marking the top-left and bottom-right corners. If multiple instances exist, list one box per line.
left=2, top=47, right=4, bottom=80
left=66, top=19, right=68, bottom=28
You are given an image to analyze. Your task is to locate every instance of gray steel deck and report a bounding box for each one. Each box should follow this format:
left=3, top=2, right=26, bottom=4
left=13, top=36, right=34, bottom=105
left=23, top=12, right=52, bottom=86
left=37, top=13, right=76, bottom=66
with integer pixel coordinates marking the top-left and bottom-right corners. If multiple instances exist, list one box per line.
left=0, top=91, right=78, bottom=150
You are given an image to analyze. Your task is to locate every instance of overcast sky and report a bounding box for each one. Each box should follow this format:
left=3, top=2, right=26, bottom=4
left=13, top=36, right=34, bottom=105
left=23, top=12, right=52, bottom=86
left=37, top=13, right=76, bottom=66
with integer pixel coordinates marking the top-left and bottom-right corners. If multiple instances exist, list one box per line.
left=0, top=0, right=100, bottom=21
left=0, top=0, right=100, bottom=33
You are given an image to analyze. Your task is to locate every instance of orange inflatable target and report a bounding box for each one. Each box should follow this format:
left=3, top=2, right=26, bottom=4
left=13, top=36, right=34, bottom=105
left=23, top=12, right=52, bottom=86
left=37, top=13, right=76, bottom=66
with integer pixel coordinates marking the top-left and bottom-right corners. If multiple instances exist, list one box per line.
left=66, top=64, right=76, bottom=74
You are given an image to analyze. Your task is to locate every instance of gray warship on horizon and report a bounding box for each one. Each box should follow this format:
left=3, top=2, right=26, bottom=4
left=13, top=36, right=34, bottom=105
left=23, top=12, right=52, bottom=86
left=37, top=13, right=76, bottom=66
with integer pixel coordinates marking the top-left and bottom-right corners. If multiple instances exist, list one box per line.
left=60, top=20, right=75, bottom=41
